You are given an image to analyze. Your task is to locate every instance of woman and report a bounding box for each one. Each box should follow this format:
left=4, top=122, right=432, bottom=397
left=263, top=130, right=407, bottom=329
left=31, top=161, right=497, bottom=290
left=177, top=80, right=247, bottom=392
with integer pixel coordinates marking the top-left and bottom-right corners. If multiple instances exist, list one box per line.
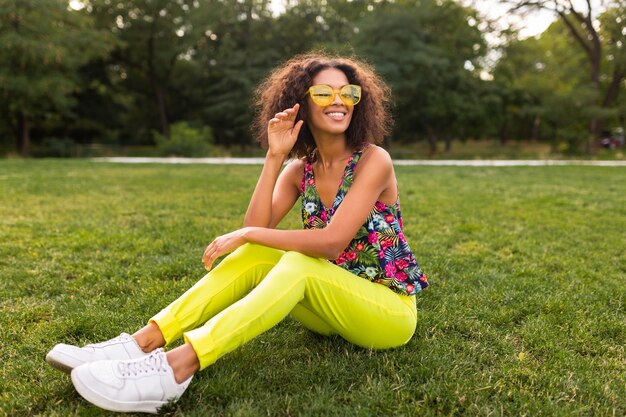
left=46, top=53, right=428, bottom=414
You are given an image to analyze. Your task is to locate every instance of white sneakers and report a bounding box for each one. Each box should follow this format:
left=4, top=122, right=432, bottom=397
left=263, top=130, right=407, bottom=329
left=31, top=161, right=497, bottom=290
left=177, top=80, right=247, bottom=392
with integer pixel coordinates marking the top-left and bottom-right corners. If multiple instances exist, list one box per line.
left=70, top=348, right=193, bottom=414
left=47, top=335, right=192, bottom=413
left=46, top=333, right=148, bottom=373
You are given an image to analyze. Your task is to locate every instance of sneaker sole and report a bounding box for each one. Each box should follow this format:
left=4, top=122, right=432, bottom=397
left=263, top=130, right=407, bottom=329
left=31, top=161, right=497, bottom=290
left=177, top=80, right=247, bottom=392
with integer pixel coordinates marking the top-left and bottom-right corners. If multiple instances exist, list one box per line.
left=45, top=349, right=84, bottom=374
left=71, top=368, right=166, bottom=414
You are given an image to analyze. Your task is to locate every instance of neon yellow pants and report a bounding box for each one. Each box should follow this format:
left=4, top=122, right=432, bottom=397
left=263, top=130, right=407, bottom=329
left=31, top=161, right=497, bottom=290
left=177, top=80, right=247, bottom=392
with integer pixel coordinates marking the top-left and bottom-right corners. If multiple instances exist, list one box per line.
left=150, top=243, right=417, bottom=370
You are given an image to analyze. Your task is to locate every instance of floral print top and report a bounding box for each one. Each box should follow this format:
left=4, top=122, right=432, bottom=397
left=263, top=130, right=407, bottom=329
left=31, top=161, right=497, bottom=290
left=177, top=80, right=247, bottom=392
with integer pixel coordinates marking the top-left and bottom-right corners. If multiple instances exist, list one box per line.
left=300, top=147, right=428, bottom=296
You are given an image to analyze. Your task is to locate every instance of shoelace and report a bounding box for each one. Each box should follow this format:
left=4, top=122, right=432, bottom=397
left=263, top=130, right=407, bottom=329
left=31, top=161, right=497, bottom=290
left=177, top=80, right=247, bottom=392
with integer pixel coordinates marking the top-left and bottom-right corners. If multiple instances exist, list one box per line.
left=86, top=333, right=129, bottom=348
left=118, top=348, right=167, bottom=377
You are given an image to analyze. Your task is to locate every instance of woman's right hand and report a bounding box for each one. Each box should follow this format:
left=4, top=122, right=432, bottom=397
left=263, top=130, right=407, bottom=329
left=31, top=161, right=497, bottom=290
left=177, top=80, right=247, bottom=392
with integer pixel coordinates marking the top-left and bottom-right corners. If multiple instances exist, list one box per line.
left=267, top=103, right=304, bottom=157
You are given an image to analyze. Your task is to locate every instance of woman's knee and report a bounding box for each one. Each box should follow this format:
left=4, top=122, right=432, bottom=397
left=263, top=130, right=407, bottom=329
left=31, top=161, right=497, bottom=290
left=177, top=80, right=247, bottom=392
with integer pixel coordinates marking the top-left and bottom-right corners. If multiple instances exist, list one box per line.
left=290, top=304, right=335, bottom=336
left=277, top=250, right=321, bottom=269
left=257, top=251, right=317, bottom=290
left=225, top=243, right=285, bottom=264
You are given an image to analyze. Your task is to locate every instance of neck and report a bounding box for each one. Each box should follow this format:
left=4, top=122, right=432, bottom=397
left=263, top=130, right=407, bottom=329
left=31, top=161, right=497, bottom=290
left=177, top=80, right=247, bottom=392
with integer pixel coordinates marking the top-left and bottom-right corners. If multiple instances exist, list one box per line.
left=311, top=131, right=352, bottom=169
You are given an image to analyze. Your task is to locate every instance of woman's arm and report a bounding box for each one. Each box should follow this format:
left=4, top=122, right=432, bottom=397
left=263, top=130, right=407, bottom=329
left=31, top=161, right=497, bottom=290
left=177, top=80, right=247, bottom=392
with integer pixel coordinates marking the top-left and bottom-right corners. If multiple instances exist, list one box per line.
left=243, top=104, right=303, bottom=228
left=243, top=154, right=301, bottom=228
left=203, top=147, right=394, bottom=270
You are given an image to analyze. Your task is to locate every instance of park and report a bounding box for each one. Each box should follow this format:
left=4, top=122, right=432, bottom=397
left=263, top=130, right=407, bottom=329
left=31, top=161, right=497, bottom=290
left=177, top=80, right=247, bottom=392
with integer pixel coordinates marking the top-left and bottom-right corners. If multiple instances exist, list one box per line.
left=1, top=160, right=624, bottom=415
left=1, top=0, right=625, bottom=416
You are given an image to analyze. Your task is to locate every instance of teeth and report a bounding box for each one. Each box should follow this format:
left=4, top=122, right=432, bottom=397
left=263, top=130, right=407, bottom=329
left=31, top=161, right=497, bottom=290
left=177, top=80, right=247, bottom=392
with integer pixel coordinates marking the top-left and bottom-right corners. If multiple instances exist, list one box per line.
left=326, top=112, right=345, bottom=118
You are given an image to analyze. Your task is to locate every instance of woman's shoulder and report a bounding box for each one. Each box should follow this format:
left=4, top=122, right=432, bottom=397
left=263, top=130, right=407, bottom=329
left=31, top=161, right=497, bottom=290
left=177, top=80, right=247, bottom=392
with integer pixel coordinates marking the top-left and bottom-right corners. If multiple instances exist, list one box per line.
left=281, top=157, right=307, bottom=183
left=285, top=157, right=307, bottom=172
left=357, top=144, right=393, bottom=172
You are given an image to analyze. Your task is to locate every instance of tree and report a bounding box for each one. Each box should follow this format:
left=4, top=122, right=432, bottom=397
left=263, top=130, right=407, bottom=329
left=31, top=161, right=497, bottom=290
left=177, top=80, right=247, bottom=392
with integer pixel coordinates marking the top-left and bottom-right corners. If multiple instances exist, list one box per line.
left=176, top=0, right=277, bottom=147
left=0, top=0, right=114, bottom=156
left=354, top=0, right=488, bottom=154
left=598, top=2, right=626, bottom=135
left=493, top=23, right=592, bottom=150
left=182, top=0, right=371, bottom=147
left=501, top=0, right=626, bottom=146
left=83, top=0, right=214, bottom=139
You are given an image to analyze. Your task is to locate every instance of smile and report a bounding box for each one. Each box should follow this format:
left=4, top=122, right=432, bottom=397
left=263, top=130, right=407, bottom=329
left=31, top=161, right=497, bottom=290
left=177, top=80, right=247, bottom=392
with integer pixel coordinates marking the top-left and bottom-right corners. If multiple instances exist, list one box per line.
left=325, top=112, right=347, bottom=121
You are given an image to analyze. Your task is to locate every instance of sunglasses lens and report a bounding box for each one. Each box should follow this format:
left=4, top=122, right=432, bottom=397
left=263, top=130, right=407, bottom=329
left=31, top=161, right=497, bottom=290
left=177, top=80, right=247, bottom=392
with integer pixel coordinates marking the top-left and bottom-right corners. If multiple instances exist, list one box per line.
left=310, top=86, right=334, bottom=106
left=308, top=85, right=362, bottom=106
left=341, top=85, right=361, bottom=106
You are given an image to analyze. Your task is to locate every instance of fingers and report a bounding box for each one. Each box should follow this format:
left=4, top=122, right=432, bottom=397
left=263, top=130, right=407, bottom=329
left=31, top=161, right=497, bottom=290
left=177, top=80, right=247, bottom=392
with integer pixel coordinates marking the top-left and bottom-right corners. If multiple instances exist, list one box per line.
left=204, top=261, right=214, bottom=271
left=271, top=104, right=300, bottom=122
left=292, top=119, right=304, bottom=139
left=203, top=253, right=215, bottom=271
left=267, top=104, right=301, bottom=142
left=202, top=243, right=217, bottom=270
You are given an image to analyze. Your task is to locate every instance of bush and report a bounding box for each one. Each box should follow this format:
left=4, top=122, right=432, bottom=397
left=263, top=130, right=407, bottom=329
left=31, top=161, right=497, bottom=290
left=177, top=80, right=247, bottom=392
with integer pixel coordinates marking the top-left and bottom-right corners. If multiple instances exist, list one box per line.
left=153, top=122, right=214, bottom=157
left=32, top=137, right=77, bottom=158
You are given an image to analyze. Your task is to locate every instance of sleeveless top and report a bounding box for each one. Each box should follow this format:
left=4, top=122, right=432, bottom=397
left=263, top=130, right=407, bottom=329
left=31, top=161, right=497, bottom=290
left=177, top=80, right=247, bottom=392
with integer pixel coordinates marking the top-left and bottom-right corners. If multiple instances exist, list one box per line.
left=300, top=147, right=428, bottom=296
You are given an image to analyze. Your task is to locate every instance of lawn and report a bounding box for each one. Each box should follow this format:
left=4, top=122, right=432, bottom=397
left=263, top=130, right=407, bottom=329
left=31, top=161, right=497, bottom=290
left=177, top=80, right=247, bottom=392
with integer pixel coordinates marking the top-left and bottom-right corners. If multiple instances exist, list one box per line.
left=0, top=160, right=624, bottom=416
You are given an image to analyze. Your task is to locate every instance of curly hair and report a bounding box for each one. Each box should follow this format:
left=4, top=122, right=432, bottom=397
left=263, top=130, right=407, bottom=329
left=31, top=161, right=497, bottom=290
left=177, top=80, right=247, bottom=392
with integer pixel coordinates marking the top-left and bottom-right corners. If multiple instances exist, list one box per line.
left=252, top=52, right=393, bottom=159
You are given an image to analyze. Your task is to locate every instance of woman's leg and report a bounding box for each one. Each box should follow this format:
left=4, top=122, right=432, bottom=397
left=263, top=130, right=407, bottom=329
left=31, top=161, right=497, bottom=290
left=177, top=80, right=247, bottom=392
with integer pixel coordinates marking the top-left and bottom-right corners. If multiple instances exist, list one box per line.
left=183, top=250, right=418, bottom=370
left=69, top=250, right=418, bottom=413
left=143, top=243, right=285, bottom=348
left=47, top=244, right=285, bottom=374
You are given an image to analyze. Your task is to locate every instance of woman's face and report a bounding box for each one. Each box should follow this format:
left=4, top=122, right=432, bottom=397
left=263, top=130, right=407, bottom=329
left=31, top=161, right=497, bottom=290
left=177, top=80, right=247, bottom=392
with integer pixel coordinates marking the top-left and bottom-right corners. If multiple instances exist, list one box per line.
left=306, top=68, right=354, bottom=138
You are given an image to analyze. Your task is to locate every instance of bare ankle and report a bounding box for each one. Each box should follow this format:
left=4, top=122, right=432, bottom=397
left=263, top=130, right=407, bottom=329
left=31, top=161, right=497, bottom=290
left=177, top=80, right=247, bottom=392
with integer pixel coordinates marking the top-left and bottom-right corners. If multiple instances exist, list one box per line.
left=132, top=322, right=166, bottom=352
left=167, top=344, right=200, bottom=384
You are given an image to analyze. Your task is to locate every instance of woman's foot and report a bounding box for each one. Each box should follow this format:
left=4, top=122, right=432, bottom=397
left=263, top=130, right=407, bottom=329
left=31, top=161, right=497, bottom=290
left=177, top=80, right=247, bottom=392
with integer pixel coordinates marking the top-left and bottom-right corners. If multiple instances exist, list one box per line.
left=45, top=333, right=149, bottom=374
left=71, top=348, right=192, bottom=414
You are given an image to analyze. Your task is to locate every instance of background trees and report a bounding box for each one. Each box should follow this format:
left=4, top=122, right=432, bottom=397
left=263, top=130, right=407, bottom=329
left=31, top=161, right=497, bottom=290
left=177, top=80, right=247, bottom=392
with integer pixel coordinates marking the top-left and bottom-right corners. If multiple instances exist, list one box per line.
left=0, top=0, right=623, bottom=157
left=501, top=0, right=626, bottom=150
left=355, top=0, right=488, bottom=154
left=0, top=0, right=114, bottom=156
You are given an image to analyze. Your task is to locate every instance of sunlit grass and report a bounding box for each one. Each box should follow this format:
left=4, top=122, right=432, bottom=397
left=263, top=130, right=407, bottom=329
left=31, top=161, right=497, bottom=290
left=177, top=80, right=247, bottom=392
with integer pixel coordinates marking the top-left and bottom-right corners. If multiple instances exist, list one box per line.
left=0, top=160, right=624, bottom=416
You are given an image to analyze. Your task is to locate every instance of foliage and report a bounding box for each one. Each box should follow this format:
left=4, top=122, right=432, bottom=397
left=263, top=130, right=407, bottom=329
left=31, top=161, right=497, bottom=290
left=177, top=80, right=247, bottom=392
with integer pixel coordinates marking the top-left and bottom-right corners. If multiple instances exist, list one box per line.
left=0, top=0, right=116, bottom=155
left=353, top=0, right=488, bottom=151
left=153, top=121, right=214, bottom=157
left=1, top=160, right=624, bottom=415
left=184, top=0, right=278, bottom=147
left=499, top=0, right=626, bottom=148
left=494, top=23, right=589, bottom=148
left=84, top=0, right=215, bottom=140
left=598, top=1, right=626, bottom=131
left=0, top=0, right=624, bottom=156
left=493, top=9, right=625, bottom=153
left=185, top=0, right=370, bottom=147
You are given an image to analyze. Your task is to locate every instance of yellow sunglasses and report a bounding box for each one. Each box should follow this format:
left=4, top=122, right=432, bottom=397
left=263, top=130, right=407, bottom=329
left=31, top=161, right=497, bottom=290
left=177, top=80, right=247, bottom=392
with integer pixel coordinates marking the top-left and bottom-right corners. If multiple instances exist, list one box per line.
left=306, top=84, right=362, bottom=107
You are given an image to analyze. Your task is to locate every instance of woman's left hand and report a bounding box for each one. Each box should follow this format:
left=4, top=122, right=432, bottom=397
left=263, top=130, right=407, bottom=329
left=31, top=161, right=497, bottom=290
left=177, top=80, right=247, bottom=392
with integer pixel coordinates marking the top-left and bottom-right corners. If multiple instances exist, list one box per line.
left=202, top=228, right=249, bottom=271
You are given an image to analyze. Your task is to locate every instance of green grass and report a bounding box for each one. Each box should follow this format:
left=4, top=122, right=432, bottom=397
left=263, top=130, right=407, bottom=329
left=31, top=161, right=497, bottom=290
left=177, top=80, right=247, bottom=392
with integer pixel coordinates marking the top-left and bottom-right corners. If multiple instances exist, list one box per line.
left=0, top=160, right=624, bottom=416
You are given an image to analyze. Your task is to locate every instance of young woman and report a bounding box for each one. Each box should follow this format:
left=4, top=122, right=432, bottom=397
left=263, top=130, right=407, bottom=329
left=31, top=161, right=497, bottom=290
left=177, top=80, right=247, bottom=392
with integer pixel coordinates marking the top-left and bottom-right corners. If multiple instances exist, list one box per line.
left=46, top=53, right=428, bottom=414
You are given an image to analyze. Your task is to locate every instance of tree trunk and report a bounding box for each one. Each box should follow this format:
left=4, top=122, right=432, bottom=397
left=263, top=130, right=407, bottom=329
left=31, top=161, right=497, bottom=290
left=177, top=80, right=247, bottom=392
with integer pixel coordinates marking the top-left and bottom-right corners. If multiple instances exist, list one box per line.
left=594, top=68, right=625, bottom=147
left=444, top=134, right=452, bottom=154
left=531, top=115, right=541, bottom=141
left=154, top=83, right=170, bottom=138
left=425, top=127, right=438, bottom=157
left=556, top=8, right=602, bottom=141
left=602, top=69, right=625, bottom=108
left=499, top=119, right=509, bottom=146
left=17, top=111, right=30, bottom=157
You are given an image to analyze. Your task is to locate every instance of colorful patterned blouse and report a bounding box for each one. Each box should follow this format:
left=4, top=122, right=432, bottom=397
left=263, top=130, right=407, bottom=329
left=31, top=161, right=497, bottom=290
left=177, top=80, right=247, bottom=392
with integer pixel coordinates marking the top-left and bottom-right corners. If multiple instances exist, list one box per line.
left=300, top=147, right=428, bottom=296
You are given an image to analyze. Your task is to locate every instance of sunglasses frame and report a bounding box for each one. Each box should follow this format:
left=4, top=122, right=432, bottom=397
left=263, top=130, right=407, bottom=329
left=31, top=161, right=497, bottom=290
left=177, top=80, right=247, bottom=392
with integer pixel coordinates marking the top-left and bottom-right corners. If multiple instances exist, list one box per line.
left=306, top=84, right=362, bottom=107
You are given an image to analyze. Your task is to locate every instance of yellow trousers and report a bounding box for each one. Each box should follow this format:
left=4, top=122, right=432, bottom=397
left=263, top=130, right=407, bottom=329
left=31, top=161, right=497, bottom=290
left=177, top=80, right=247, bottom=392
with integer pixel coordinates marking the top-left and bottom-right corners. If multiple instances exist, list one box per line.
left=151, top=244, right=417, bottom=370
